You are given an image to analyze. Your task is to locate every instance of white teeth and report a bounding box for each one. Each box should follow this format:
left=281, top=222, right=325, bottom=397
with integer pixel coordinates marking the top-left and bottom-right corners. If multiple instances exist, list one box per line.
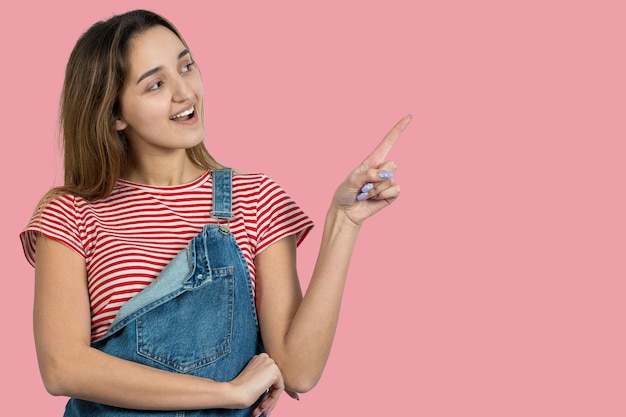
left=170, top=106, right=194, bottom=120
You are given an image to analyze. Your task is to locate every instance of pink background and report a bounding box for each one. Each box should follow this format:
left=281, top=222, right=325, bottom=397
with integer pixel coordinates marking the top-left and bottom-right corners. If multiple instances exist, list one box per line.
left=2, top=0, right=625, bottom=415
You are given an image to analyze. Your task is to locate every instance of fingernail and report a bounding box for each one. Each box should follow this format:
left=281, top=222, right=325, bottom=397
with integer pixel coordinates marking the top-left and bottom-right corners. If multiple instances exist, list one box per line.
left=378, top=170, right=393, bottom=179
left=356, top=192, right=369, bottom=201
left=360, top=182, right=374, bottom=193
left=398, top=114, right=413, bottom=130
left=286, top=391, right=300, bottom=401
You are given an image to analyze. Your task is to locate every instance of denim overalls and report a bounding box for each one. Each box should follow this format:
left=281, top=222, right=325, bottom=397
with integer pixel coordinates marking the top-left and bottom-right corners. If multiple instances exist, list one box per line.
left=64, top=168, right=265, bottom=416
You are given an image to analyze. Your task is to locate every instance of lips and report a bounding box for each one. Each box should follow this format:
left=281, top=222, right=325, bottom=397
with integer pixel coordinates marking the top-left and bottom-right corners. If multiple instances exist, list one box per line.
left=169, top=105, right=195, bottom=121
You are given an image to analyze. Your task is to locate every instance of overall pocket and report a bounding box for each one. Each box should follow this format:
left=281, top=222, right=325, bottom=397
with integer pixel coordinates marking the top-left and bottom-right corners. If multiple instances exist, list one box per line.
left=135, top=266, right=234, bottom=374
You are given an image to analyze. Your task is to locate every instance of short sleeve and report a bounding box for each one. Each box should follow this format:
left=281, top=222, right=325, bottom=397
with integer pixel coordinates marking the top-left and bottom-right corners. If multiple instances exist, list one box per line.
left=255, top=175, right=314, bottom=254
left=20, top=194, right=85, bottom=267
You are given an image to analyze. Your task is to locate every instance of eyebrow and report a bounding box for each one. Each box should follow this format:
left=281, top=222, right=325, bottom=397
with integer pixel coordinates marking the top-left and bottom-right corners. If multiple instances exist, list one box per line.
left=136, top=49, right=191, bottom=85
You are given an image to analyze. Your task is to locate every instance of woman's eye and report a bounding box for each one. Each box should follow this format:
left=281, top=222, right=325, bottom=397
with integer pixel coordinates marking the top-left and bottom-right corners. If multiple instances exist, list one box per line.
left=181, top=62, right=195, bottom=73
left=148, top=81, right=163, bottom=91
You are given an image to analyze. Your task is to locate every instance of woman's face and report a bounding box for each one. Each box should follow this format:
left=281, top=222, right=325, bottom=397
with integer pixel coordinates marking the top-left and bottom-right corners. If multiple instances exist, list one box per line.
left=116, top=25, right=205, bottom=157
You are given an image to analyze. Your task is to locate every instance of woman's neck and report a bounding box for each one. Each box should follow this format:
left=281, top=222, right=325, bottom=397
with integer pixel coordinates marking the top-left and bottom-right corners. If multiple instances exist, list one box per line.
left=123, top=153, right=206, bottom=186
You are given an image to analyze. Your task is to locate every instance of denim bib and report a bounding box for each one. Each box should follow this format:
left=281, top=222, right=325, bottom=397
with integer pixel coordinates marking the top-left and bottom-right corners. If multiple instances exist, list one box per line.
left=64, top=168, right=264, bottom=416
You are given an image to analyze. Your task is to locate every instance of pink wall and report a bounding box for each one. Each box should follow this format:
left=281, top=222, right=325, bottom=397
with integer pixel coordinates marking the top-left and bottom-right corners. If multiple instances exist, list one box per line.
left=2, top=0, right=625, bottom=415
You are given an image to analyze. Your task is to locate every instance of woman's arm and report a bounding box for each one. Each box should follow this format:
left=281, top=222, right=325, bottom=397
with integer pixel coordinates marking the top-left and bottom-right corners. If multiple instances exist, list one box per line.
left=34, top=235, right=283, bottom=413
left=255, top=115, right=412, bottom=393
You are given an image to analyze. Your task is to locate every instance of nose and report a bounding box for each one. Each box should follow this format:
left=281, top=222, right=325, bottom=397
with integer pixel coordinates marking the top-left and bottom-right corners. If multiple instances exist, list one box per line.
left=172, top=75, right=194, bottom=103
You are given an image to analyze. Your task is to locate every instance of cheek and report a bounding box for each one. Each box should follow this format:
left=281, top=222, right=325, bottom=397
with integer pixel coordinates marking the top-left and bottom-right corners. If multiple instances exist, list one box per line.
left=125, top=100, right=165, bottom=127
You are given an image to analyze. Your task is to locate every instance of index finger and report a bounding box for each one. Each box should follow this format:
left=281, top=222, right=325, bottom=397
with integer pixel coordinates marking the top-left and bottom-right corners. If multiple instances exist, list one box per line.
left=364, top=114, right=413, bottom=167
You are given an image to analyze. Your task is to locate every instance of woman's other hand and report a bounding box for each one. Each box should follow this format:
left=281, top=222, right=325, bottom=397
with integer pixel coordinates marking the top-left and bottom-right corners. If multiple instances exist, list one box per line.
left=228, top=353, right=284, bottom=417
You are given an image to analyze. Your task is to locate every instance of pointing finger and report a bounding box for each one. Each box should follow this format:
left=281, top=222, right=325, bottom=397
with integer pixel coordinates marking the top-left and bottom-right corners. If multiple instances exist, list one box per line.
left=363, top=114, right=412, bottom=169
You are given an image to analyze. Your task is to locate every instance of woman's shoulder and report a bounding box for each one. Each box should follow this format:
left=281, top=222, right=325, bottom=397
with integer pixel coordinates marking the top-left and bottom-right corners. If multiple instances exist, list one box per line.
left=231, top=171, right=296, bottom=201
left=231, top=170, right=271, bottom=189
left=231, top=170, right=266, bottom=180
left=231, top=170, right=283, bottom=186
left=21, top=190, right=85, bottom=267
left=30, top=189, right=80, bottom=221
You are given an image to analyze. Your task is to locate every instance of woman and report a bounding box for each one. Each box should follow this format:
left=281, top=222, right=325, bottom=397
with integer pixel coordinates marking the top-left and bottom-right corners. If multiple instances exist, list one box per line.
left=20, top=9, right=411, bottom=417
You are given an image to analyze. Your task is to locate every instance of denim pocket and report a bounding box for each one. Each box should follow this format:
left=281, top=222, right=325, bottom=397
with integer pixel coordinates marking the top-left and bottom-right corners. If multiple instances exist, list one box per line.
left=135, top=266, right=234, bottom=373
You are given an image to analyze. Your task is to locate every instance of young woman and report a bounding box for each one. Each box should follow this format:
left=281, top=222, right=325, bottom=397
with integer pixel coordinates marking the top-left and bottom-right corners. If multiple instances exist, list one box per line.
left=20, top=9, right=411, bottom=417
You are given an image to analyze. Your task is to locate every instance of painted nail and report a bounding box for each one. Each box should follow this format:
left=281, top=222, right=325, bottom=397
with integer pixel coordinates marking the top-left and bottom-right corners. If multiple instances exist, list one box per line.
left=360, top=182, right=374, bottom=193
left=378, top=170, right=393, bottom=179
left=356, top=192, right=369, bottom=201
left=286, top=390, right=301, bottom=401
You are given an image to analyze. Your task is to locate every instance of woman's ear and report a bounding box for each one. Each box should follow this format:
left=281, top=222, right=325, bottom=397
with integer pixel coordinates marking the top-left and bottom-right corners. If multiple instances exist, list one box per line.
left=115, top=118, right=127, bottom=131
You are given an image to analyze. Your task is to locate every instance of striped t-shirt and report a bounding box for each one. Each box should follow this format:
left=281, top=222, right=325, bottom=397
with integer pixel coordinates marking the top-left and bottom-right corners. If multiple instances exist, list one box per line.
left=21, top=170, right=314, bottom=342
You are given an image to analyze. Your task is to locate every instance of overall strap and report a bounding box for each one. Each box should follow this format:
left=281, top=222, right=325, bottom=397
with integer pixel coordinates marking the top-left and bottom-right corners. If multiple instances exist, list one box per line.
left=211, top=168, right=235, bottom=233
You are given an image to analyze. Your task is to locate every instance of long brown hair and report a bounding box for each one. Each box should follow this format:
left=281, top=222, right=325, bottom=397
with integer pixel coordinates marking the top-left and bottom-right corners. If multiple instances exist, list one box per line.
left=39, top=9, right=220, bottom=209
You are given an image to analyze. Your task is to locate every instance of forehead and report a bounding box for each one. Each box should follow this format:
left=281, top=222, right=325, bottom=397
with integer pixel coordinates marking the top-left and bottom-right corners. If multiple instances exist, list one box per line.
left=126, top=25, right=186, bottom=72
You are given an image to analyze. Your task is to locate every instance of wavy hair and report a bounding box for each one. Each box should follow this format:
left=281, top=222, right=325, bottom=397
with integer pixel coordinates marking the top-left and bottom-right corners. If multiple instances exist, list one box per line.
left=39, top=9, right=219, bottom=208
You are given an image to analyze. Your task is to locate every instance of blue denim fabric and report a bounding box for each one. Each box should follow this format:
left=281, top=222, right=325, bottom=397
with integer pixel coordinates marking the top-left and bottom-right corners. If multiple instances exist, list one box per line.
left=64, top=169, right=264, bottom=416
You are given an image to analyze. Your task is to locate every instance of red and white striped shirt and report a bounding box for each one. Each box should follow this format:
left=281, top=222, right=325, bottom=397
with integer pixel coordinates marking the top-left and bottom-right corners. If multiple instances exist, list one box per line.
left=21, top=171, right=314, bottom=341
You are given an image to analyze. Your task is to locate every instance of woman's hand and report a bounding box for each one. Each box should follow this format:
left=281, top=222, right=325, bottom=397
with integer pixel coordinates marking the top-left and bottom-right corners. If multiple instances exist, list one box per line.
left=332, top=114, right=412, bottom=225
left=229, top=353, right=284, bottom=416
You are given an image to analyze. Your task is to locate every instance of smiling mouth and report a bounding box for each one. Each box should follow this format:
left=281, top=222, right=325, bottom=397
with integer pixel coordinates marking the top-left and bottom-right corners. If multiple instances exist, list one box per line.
left=170, top=106, right=195, bottom=121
